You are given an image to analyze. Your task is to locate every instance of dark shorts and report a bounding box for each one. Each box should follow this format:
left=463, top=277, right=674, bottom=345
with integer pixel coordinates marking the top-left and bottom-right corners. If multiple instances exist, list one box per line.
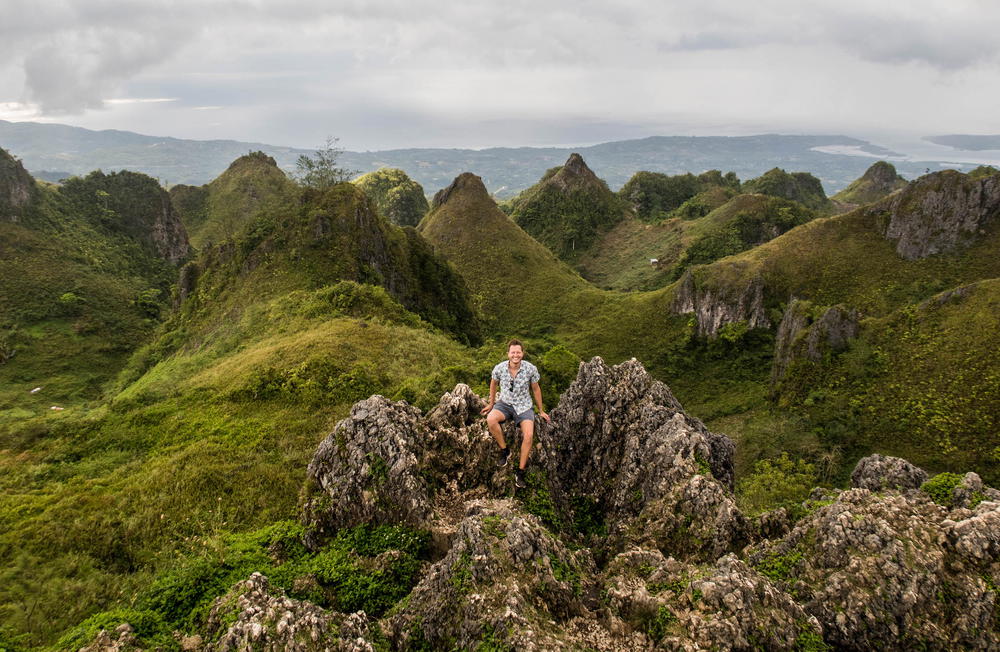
left=492, top=400, right=535, bottom=425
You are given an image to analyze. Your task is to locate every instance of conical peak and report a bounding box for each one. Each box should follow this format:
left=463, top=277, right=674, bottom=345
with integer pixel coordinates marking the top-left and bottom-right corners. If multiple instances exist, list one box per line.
left=431, top=172, right=490, bottom=209
left=545, top=152, right=601, bottom=192
left=862, top=161, right=900, bottom=184
left=223, top=150, right=279, bottom=173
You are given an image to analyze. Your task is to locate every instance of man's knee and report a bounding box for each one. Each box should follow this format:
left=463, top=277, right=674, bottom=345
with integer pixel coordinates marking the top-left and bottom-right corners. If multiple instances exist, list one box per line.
left=487, top=410, right=505, bottom=426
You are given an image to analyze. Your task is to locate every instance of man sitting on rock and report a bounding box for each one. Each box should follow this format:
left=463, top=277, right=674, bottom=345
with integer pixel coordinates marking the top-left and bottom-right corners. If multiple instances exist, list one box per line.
left=480, top=339, right=550, bottom=488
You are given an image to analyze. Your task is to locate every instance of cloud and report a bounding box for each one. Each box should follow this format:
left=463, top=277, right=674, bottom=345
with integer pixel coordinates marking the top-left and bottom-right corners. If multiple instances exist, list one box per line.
left=2, top=1, right=999, bottom=147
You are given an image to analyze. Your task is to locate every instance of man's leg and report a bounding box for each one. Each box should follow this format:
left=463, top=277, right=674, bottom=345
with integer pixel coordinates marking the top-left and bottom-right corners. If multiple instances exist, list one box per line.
left=486, top=409, right=507, bottom=449
left=518, top=419, right=534, bottom=469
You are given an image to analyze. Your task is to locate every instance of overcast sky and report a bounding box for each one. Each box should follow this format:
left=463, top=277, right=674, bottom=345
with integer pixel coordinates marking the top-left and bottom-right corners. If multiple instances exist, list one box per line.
left=1, top=0, right=998, bottom=151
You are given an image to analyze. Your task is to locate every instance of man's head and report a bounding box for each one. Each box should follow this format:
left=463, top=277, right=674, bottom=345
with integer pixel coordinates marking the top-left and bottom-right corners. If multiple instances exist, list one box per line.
left=507, top=338, right=524, bottom=363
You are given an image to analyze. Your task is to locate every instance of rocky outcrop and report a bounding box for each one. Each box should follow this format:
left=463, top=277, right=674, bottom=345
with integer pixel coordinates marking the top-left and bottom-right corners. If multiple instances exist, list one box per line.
left=743, top=167, right=831, bottom=212
left=538, top=357, right=746, bottom=561
left=301, top=384, right=529, bottom=549
left=431, top=172, right=487, bottom=210
left=672, top=269, right=770, bottom=338
left=385, top=500, right=598, bottom=650
left=276, top=359, right=1000, bottom=650
left=850, top=453, right=928, bottom=492
left=771, top=299, right=860, bottom=385
left=0, top=147, right=36, bottom=222
left=748, top=488, right=1000, bottom=650
left=203, top=573, right=379, bottom=651
left=871, top=168, right=1000, bottom=260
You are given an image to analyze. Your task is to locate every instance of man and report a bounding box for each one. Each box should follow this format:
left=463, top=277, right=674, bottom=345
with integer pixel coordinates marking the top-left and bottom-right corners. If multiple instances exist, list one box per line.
left=480, top=339, right=550, bottom=488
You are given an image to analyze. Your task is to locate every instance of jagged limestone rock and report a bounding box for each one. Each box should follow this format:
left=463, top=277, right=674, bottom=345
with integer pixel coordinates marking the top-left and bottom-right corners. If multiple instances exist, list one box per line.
left=301, top=386, right=532, bottom=549
left=384, top=500, right=593, bottom=650
left=850, top=453, right=929, bottom=492
left=671, top=269, right=769, bottom=338
left=203, top=573, right=378, bottom=651
left=77, top=623, right=142, bottom=652
left=604, top=548, right=824, bottom=651
left=540, top=357, right=747, bottom=561
left=872, top=168, right=1000, bottom=260
left=748, top=488, right=1000, bottom=650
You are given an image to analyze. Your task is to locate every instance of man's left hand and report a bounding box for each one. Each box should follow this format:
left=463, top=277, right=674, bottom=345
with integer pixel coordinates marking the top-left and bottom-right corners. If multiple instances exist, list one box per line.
left=538, top=411, right=551, bottom=423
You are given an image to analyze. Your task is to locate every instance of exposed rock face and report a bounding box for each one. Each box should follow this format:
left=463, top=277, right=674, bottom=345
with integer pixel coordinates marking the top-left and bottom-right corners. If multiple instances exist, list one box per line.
left=872, top=169, right=1000, bottom=260
left=286, top=359, right=1000, bottom=650
left=385, top=500, right=598, bottom=650
left=851, top=453, right=929, bottom=492
left=150, top=191, right=191, bottom=264
left=672, top=269, right=770, bottom=338
left=748, top=488, right=1000, bottom=650
left=0, top=147, right=35, bottom=222
left=771, top=299, right=860, bottom=385
left=204, top=573, right=379, bottom=651
left=301, top=385, right=529, bottom=549
left=539, top=357, right=746, bottom=561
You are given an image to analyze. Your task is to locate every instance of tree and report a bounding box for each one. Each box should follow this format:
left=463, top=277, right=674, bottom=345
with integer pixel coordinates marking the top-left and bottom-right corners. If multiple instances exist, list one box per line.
left=294, top=136, right=357, bottom=189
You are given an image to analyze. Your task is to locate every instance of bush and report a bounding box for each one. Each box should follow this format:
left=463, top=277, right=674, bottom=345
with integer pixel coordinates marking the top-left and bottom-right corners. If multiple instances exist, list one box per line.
left=737, top=453, right=818, bottom=517
left=921, top=472, right=964, bottom=507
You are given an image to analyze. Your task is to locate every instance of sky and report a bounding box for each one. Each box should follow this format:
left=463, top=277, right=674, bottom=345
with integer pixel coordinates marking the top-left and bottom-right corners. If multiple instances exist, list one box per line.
left=0, top=0, right=998, bottom=151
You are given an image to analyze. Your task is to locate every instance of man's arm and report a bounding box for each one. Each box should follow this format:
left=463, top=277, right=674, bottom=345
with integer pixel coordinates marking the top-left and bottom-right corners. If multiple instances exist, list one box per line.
left=531, top=381, right=550, bottom=422
left=480, top=378, right=499, bottom=415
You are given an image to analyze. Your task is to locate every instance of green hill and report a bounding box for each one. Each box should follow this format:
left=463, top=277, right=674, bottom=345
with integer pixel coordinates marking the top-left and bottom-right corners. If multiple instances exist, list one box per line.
left=353, top=167, right=429, bottom=227
left=832, top=160, right=908, bottom=208
left=169, top=151, right=299, bottom=250
left=508, top=153, right=628, bottom=263
left=578, top=192, right=815, bottom=291
left=0, top=149, right=188, bottom=422
left=4, top=152, right=1000, bottom=649
left=618, top=169, right=740, bottom=222
left=742, top=167, right=832, bottom=212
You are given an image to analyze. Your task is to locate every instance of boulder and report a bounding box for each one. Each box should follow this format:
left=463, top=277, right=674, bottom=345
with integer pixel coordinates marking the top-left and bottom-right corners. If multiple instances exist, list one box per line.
left=850, top=453, right=929, bottom=492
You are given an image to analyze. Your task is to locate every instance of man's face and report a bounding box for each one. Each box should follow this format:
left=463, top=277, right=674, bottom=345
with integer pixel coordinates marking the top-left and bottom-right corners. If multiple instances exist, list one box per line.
left=508, top=345, right=523, bottom=364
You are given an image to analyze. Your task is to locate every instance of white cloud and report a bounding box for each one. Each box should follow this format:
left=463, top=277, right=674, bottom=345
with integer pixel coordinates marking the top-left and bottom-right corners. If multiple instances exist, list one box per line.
left=1, top=1, right=998, bottom=147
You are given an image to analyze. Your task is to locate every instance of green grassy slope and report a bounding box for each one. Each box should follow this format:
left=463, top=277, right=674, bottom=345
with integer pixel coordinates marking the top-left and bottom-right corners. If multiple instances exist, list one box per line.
left=0, top=159, right=184, bottom=424
left=0, top=161, right=490, bottom=645
left=831, top=161, right=908, bottom=208
left=578, top=192, right=814, bottom=291
left=169, top=151, right=299, bottom=250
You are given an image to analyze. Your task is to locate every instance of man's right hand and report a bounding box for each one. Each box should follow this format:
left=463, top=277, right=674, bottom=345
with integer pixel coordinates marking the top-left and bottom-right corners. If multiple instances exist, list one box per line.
left=480, top=402, right=494, bottom=416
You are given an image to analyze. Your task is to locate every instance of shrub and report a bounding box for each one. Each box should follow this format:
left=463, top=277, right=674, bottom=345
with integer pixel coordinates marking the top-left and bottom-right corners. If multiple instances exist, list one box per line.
left=737, top=453, right=818, bottom=517
left=921, top=472, right=964, bottom=507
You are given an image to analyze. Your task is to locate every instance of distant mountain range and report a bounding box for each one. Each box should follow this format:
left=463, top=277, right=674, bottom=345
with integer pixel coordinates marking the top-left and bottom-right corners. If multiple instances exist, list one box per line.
left=0, top=119, right=990, bottom=198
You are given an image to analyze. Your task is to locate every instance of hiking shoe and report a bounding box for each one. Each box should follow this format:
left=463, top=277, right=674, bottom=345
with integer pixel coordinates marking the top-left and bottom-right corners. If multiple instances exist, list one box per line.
left=514, top=468, right=527, bottom=489
left=497, top=447, right=511, bottom=468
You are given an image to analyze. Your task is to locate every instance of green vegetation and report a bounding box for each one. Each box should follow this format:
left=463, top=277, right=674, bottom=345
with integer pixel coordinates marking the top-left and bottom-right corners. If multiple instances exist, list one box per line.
left=737, top=453, right=818, bottom=517
left=354, top=167, right=430, bottom=227
left=618, top=169, right=739, bottom=223
left=832, top=161, right=908, bottom=207
left=643, top=605, right=678, bottom=642
left=743, top=167, right=831, bottom=212
left=4, top=145, right=1000, bottom=650
left=754, top=547, right=804, bottom=582
left=294, top=136, right=357, bottom=190
left=170, top=150, right=299, bottom=249
left=509, top=156, right=628, bottom=263
left=920, top=472, right=964, bottom=507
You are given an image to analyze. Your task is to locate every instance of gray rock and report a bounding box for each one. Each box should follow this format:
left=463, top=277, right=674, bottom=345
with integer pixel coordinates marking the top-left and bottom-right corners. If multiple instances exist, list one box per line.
left=850, top=454, right=929, bottom=492
left=540, top=357, right=747, bottom=561
left=0, top=147, right=35, bottom=222
left=671, top=269, right=770, bottom=338
left=748, top=488, right=1000, bottom=650
left=203, top=572, right=378, bottom=651
left=385, top=500, right=593, bottom=650
left=872, top=169, right=1000, bottom=260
